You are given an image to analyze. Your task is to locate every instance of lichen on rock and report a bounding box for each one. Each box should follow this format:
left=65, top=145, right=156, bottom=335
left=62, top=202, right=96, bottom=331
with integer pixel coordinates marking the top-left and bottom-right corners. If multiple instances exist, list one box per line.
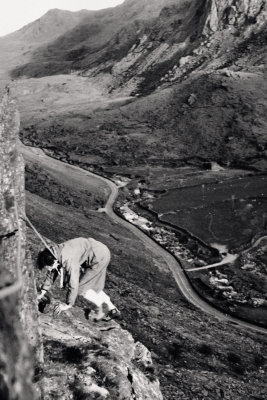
left=0, top=87, right=40, bottom=399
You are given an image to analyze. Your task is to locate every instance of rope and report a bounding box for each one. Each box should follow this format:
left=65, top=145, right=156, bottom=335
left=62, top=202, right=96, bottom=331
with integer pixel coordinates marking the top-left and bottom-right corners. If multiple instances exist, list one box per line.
left=0, top=196, right=23, bottom=300
left=23, top=215, right=64, bottom=288
left=23, top=215, right=57, bottom=258
left=0, top=206, right=64, bottom=299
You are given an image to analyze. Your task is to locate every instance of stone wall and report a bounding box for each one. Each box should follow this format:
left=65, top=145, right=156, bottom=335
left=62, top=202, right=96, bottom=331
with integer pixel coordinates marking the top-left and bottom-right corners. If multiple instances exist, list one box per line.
left=0, top=88, right=41, bottom=399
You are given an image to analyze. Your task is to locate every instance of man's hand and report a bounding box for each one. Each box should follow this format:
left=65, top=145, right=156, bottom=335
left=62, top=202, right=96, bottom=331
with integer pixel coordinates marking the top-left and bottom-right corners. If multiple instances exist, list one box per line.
left=37, top=290, right=47, bottom=301
left=53, top=303, right=72, bottom=315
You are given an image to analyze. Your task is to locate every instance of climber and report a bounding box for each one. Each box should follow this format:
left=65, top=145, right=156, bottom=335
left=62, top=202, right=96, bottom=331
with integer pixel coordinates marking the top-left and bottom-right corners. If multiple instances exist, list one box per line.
left=37, top=237, right=121, bottom=321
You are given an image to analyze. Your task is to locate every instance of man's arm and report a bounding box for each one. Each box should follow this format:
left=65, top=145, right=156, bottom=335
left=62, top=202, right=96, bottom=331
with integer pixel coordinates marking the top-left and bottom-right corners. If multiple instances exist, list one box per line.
left=38, top=267, right=60, bottom=300
left=37, top=289, right=47, bottom=300
left=41, top=269, right=58, bottom=292
left=38, top=270, right=55, bottom=300
left=53, top=261, right=79, bottom=315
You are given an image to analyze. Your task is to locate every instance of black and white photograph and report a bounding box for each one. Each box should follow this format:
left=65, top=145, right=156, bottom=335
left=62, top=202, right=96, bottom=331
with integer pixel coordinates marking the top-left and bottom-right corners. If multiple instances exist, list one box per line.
left=0, top=1, right=266, bottom=399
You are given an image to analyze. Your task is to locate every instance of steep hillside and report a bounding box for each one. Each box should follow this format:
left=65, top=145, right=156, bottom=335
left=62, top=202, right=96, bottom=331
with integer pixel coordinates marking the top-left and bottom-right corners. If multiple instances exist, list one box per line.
left=0, top=0, right=176, bottom=80
left=0, top=89, right=164, bottom=400
left=1, top=2, right=267, bottom=398
left=8, top=0, right=212, bottom=80
left=0, top=9, right=91, bottom=79
left=4, top=9, right=91, bottom=44
left=9, top=0, right=267, bottom=93
left=24, top=145, right=267, bottom=400
left=4, top=0, right=265, bottom=170
left=17, top=59, right=266, bottom=171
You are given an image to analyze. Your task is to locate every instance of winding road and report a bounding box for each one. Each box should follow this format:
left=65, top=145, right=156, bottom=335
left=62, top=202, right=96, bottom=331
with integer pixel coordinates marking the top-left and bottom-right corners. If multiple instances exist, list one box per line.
left=243, top=236, right=267, bottom=254
left=21, top=144, right=267, bottom=335
left=187, top=235, right=267, bottom=272
left=187, top=252, right=238, bottom=272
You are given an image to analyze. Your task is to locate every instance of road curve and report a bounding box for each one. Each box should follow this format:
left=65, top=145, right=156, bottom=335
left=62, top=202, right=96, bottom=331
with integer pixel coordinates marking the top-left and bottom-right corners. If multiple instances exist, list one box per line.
left=21, top=144, right=267, bottom=335
left=243, top=236, right=267, bottom=254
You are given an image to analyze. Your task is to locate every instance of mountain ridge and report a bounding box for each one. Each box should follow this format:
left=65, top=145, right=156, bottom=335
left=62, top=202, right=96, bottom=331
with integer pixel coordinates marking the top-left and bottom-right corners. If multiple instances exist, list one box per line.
left=3, top=9, right=91, bottom=42
left=1, top=2, right=267, bottom=399
left=2, top=0, right=267, bottom=170
left=7, top=0, right=266, bottom=91
left=0, top=8, right=92, bottom=80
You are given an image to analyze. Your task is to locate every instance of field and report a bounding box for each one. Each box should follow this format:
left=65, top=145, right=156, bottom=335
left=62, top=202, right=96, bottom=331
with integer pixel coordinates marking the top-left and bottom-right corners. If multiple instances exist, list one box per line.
left=150, top=174, right=267, bottom=250
left=190, top=257, right=267, bottom=328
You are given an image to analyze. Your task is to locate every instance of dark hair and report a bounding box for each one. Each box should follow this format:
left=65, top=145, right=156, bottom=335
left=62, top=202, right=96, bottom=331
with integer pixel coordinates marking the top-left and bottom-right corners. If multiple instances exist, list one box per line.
left=37, top=248, right=56, bottom=270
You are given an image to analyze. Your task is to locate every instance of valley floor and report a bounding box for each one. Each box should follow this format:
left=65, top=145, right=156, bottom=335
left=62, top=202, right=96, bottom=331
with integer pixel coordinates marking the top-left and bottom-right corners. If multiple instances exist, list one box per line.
left=114, top=165, right=267, bottom=328
left=23, top=145, right=267, bottom=400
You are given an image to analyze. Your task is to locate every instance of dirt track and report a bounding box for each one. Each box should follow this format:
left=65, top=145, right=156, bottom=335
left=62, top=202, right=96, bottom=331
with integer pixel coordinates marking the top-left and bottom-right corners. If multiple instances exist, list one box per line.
left=21, top=143, right=267, bottom=336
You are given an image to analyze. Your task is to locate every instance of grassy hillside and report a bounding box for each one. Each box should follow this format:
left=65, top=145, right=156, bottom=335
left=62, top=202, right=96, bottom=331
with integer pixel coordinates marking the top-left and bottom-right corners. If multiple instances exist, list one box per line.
left=17, top=60, right=266, bottom=171
left=0, top=0, right=177, bottom=79
left=7, top=2, right=267, bottom=397
left=25, top=155, right=267, bottom=400
left=0, top=9, right=90, bottom=79
left=9, top=0, right=221, bottom=84
left=3, top=0, right=263, bottom=171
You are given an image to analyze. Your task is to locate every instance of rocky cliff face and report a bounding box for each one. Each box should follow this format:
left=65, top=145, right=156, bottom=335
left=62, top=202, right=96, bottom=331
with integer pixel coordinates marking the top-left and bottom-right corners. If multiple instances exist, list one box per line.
left=102, top=0, right=266, bottom=93
left=205, top=0, right=266, bottom=33
left=0, top=88, right=163, bottom=399
left=0, top=88, right=41, bottom=399
left=37, top=298, right=163, bottom=400
left=0, top=0, right=264, bottom=170
left=8, top=0, right=266, bottom=93
left=5, top=0, right=264, bottom=171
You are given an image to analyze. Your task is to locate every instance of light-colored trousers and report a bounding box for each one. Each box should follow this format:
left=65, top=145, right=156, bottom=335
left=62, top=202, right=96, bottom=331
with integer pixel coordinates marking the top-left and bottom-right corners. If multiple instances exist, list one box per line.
left=78, top=244, right=115, bottom=311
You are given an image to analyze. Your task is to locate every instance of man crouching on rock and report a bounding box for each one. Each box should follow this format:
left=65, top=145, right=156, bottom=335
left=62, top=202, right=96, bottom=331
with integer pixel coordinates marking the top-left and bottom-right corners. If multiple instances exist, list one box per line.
left=37, top=237, right=121, bottom=321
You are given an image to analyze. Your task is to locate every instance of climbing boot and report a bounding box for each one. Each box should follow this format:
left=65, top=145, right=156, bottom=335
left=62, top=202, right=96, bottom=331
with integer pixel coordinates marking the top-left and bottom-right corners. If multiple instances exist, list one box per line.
left=105, top=308, right=123, bottom=321
left=91, top=306, right=106, bottom=322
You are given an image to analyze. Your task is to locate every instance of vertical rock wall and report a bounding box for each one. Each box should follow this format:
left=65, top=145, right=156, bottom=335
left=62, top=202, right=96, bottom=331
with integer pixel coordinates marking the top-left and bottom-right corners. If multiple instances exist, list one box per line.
left=0, top=88, right=41, bottom=399
left=203, top=0, right=266, bottom=34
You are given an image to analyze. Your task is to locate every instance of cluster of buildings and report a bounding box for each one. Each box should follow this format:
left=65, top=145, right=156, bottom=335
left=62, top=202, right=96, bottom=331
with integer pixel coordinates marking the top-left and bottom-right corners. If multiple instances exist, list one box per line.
left=209, top=271, right=238, bottom=301
left=209, top=268, right=266, bottom=308
left=115, top=178, right=266, bottom=310
left=118, top=203, right=206, bottom=267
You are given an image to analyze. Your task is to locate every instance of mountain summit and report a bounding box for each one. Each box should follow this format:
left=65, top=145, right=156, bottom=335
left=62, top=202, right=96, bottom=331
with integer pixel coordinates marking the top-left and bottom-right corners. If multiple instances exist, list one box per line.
left=5, top=0, right=266, bottom=93
left=0, top=8, right=91, bottom=79
left=2, top=0, right=267, bottom=170
left=6, top=9, right=91, bottom=44
left=1, top=3, right=267, bottom=399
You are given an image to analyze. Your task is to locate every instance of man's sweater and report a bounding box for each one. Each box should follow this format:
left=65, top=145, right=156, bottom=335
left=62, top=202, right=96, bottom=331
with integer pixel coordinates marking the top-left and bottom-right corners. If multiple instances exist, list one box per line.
left=42, top=237, right=108, bottom=305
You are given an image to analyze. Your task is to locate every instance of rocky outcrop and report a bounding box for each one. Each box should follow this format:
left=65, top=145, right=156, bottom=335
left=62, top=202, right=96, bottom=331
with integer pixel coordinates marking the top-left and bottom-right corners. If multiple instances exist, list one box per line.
left=203, top=0, right=266, bottom=34
left=203, top=0, right=219, bottom=33
left=38, top=301, right=163, bottom=400
left=6, top=0, right=266, bottom=93
left=80, top=0, right=266, bottom=93
left=0, top=87, right=163, bottom=399
left=0, top=88, right=40, bottom=399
